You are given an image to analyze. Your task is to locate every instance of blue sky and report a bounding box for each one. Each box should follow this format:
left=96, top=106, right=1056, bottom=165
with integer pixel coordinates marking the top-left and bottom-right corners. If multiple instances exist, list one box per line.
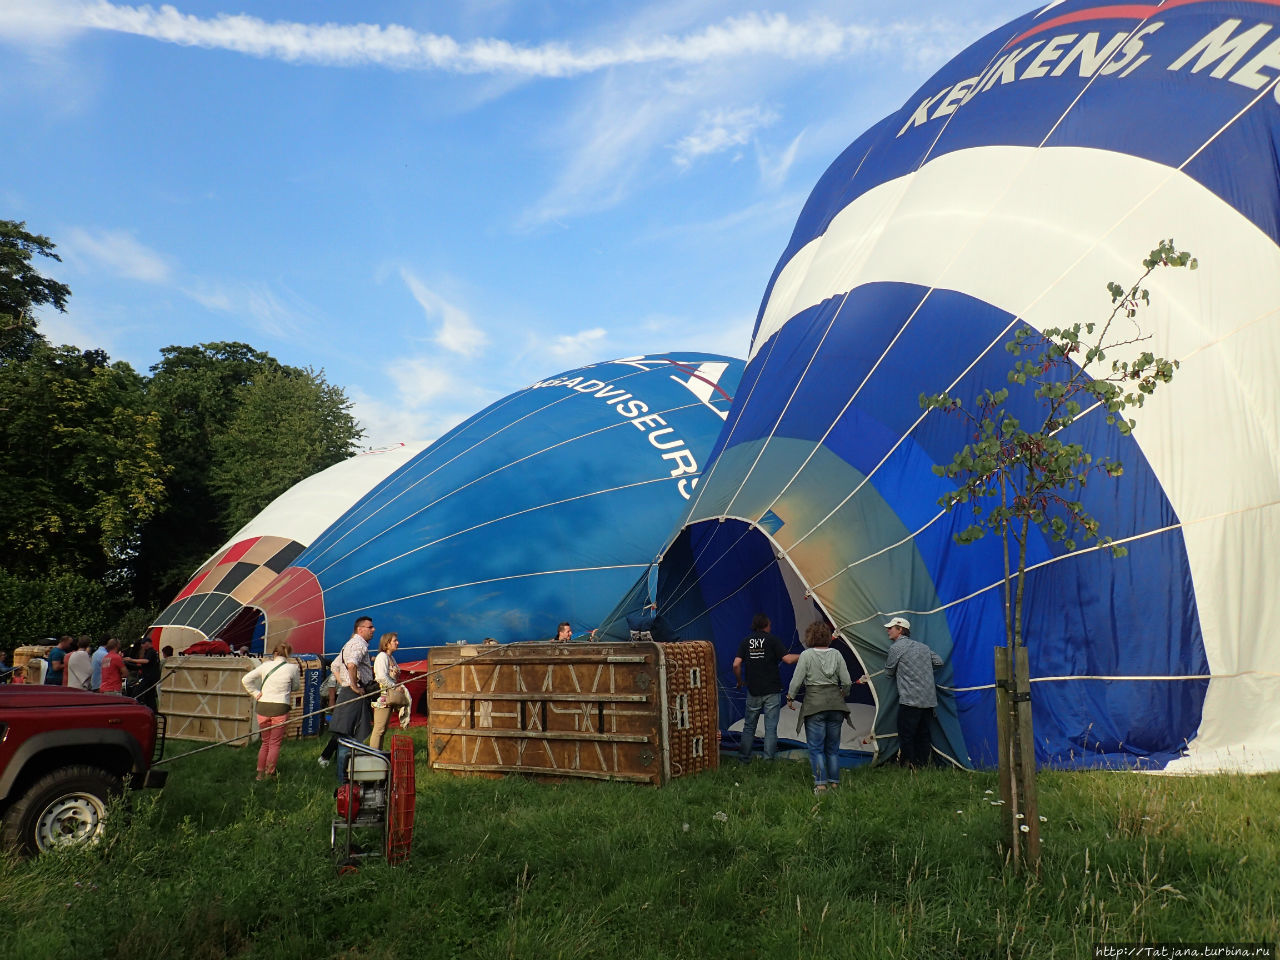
left=0, top=0, right=1030, bottom=447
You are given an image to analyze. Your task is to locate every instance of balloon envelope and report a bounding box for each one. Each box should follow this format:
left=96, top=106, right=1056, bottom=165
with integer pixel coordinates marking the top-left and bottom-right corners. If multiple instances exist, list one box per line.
left=150, top=443, right=426, bottom=652
left=254, top=354, right=744, bottom=655
left=634, top=2, right=1280, bottom=771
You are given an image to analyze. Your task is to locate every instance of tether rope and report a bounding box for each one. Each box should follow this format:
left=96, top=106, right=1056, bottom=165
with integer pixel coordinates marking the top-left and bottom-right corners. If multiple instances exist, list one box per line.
left=939, top=669, right=1280, bottom=694
left=145, top=641, right=1280, bottom=771
left=152, top=643, right=515, bottom=766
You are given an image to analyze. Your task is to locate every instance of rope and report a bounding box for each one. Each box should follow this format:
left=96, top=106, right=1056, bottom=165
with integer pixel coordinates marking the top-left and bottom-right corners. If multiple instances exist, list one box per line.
left=939, top=668, right=1280, bottom=694
left=149, top=645, right=1280, bottom=769
left=152, top=643, right=508, bottom=766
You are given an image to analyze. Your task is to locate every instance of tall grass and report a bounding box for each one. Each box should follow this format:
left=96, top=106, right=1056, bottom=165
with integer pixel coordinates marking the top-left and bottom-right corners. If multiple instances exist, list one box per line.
left=1, top=731, right=1275, bottom=959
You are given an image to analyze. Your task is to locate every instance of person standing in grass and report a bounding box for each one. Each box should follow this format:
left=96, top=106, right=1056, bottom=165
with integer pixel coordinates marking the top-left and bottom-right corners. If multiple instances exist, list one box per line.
left=125, top=638, right=162, bottom=711
left=45, top=635, right=73, bottom=685
left=90, top=639, right=109, bottom=691
left=368, top=632, right=404, bottom=751
left=330, top=616, right=376, bottom=780
left=732, top=614, right=799, bottom=763
left=99, top=639, right=128, bottom=694
left=316, top=656, right=341, bottom=768
left=880, top=617, right=942, bottom=768
left=65, top=636, right=93, bottom=690
left=242, top=642, right=301, bottom=781
left=787, top=621, right=851, bottom=795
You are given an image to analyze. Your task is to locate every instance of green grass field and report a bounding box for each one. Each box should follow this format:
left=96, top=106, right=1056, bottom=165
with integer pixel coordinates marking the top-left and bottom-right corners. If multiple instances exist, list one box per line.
left=2, top=730, right=1276, bottom=959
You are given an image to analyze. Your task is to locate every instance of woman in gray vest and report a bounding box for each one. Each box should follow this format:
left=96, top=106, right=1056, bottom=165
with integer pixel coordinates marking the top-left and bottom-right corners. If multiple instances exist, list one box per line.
left=787, top=621, right=851, bottom=794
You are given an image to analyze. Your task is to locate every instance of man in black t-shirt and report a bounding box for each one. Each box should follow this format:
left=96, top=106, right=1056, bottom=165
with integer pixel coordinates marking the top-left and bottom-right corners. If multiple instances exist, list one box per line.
left=732, top=614, right=799, bottom=761
left=125, top=638, right=162, bottom=711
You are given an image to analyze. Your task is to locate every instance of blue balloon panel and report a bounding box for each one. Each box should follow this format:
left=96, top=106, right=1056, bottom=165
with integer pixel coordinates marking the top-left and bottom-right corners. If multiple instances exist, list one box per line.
left=255, top=354, right=743, bottom=655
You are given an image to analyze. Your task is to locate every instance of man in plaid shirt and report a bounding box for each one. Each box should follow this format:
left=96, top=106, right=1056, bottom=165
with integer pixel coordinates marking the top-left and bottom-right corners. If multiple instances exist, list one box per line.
left=882, top=617, right=942, bottom=767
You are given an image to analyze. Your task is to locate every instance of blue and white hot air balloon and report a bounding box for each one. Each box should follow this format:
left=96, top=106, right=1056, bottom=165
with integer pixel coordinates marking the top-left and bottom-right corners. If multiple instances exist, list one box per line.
left=623, top=1, right=1280, bottom=772
left=251, top=354, right=743, bottom=655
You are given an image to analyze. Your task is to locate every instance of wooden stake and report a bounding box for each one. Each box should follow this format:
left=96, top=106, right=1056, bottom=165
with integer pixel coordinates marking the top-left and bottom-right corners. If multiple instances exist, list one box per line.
left=994, top=645, right=1016, bottom=866
left=1013, top=645, right=1041, bottom=873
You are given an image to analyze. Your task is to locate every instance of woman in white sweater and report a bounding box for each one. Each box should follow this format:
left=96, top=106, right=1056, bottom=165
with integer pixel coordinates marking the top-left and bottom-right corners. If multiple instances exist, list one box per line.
left=241, top=642, right=302, bottom=781
left=368, top=632, right=402, bottom=751
left=787, top=621, right=851, bottom=794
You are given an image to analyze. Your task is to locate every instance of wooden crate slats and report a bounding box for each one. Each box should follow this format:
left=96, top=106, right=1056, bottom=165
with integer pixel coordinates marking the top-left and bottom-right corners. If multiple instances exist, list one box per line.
left=158, top=654, right=323, bottom=744
left=426, top=641, right=718, bottom=785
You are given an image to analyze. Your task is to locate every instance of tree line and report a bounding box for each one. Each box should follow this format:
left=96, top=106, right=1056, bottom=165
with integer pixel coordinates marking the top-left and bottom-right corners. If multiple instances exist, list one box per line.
left=1, top=220, right=364, bottom=648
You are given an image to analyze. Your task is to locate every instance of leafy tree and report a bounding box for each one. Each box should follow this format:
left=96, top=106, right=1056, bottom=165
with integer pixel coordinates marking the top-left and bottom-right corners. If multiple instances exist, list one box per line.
left=0, top=220, right=70, bottom=363
left=0, top=344, right=168, bottom=580
left=210, top=364, right=363, bottom=534
left=0, top=566, right=112, bottom=652
left=111, top=606, right=158, bottom=644
left=131, top=342, right=283, bottom=602
left=921, top=240, right=1197, bottom=872
left=134, top=343, right=363, bottom=604
left=0, top=223, right=369, bottom=632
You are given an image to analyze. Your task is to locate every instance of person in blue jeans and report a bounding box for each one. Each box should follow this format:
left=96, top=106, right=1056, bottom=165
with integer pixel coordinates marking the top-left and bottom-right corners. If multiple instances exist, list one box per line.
left=732, top=614, right=799, bottom=762
left=787, top=621, right=852, bottom=794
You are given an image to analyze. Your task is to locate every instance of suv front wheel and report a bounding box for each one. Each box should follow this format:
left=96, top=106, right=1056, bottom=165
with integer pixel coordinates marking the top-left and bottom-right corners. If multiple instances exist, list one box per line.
left=2, top=766, right=123, bottom=856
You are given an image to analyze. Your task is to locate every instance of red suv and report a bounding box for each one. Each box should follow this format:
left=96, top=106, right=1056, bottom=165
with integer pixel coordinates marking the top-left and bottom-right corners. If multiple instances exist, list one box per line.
left=0, top=685, right=167, bottom=855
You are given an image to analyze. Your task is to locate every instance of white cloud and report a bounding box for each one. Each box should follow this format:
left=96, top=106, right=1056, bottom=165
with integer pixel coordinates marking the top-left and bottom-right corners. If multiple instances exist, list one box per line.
left=32, top=301, right=114, bottom=353
left=756, top=129, right=804, bottom=190
left=639, top=190, right=807, bottom=245
left=671, top=106, right=778, bottom=168
left=17, top=5, right=898, bottom=76
left=549, top=327, right=608, bottom=358
left=399, top=268, right=488, bottom=358
left=385, top=356, right=460, bottom=407
left=0, top=0, right=84, bottom=44
left=179, top=278, right=312, bottom=340
left=350, top=388, right=458, bottom=450
left=631, top=311, right=754, bottom=361
left=349, top=357, right=497, bottom=448
left=182, top=283, right=232, bottom=312
left=519, top=72, right=690, bottom=227
left=62, top=226, right=171, bottom=283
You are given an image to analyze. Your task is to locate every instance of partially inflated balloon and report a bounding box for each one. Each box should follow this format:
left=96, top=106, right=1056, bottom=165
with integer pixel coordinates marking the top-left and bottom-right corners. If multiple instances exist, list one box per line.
left=150, top=443, right=426, bottom=652
left=253, top=354, right=743, bottom=653
left=638, top=2, right=1280, bottom=771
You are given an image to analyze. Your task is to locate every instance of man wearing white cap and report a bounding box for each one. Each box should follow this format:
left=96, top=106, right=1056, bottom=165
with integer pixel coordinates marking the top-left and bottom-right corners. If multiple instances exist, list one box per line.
left=882, top=617, right=942, bottom=767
